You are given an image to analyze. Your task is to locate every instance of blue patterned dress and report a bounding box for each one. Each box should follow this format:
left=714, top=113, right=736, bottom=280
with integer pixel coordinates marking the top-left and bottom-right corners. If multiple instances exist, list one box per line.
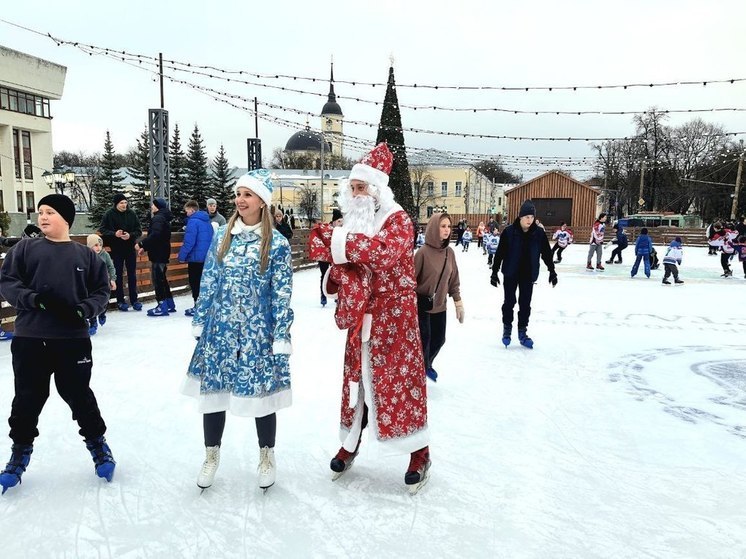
left=182, top=223, right=294, bottom=416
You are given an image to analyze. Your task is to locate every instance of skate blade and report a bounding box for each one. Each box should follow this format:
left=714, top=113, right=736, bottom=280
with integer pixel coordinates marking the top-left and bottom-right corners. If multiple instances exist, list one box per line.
left=408, top=470, right=431, bottom=495
left=260, top=482, right=274, bottom=493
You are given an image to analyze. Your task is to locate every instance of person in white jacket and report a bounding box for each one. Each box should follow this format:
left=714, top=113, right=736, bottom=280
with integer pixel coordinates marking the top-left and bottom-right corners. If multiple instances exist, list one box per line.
left=662, top=237, right=684, bottom=285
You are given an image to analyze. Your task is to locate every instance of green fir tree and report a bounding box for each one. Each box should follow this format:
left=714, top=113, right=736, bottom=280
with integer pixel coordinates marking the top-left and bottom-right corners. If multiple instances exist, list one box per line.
left=211, top=144, right=236, bottom=215
left=127, top=127, right=153, bottom=229
left=185, top=124, right=210, bottom=205
left=375, top=65, right=416, bottom=232
left=89, top=130, right=124, bottom=228
left=168, top=123, right=188, bottom=225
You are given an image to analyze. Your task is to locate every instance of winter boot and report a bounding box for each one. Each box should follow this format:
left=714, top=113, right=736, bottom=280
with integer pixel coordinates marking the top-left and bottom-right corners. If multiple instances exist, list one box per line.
left=98, top=313, right=107, bottom=326
left=405, top=446, right=431, bottom=494
left=502, top=324, right=512, bottom=348
left=85, top=436, right=116, bottom=482
left=146, top=301, right=170, bottom=317
left=197, top=445, right=220, bottom=489
left=131, top=301, right=143, bottom=311
left=0, top=444, right=33, bottom=494
left=518, top=329, right=534, bottom=349
left=586, top=262, right=594, bottom=271
left=426, top=367, right=438, bottom=382
left=184, top=307, right=195, bottom=317
left=330, top=439, right=361, bottom=480
left=165, top=298, right=176, bottom=313
left=257, top=446, right=276, bottom=491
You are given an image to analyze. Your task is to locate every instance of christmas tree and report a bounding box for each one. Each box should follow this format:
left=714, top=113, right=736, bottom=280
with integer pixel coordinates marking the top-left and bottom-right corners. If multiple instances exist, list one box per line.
left=185, top=124, right=210, bottom=205
left=211, top=144, right=236, bottom=215
left=89, top=131, right=123, bottom=228
left=375, top=65, right=417, bottom=231
left=168, top=123, right=188, bottom=225
left=126, top=128, right=153, bottom=229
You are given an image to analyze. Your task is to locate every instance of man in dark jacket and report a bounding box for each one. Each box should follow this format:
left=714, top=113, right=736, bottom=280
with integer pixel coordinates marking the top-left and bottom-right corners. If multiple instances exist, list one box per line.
left=274, top=209, right=293, bottom=240
left=178, top=199, right=214, bottom=316
left=135, top=198, right=173, bottom=316
left=99, top=193, right=143, bottom=311
left=490, top=200, right=557, bottom=349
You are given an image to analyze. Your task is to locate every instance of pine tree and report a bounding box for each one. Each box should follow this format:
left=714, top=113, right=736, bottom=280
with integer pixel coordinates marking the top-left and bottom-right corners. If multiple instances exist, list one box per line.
left=211, top=144, right=236, bottom=216
left=376, top=65, right=417, bottom=232
left=169, top=123, right=188, bottom=225
left=185, top=124, right=210, bottom=205
left=127, top=127, right=153, bottom=229
left=89, top=131, right=124, bottom=228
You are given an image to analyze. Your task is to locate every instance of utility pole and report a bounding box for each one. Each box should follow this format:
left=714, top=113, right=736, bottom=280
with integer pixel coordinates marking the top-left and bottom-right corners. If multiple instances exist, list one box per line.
left=638, top=159, right=646, bottom=211
left=319, top=134, right=325, bottom=223
left=730, top=139, right=744, bottom=220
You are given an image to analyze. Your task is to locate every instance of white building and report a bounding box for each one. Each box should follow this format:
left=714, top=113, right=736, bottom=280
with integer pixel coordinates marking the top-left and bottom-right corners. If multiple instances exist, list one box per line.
left=0, top=46, right=66, bottom=232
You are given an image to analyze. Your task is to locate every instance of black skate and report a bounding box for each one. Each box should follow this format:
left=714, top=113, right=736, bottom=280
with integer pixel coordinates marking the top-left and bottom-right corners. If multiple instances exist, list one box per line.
left=405, top=447, right=431, bottom=495
left=0, top=444, right=33, bottom=495
left=330, top=447, right=358, bottom=481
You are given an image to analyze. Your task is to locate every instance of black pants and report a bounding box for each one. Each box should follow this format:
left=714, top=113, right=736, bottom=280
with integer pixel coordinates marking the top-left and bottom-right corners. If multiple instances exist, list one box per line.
left=8, top=338, right=106, bottom=445
left=418, top=308, right=447, bottom=371
left=187, top=262, right=205, bottom=302
left=318, top=261, right=330, bottom=299
left=663, top=263, right=680, bottom=281
left=551, top=244, right=566, bottom=260
left=609, top=246, right=626, bottom=262
left=151, top=262, right=173, bottom=302
left=502, top=276, right=534, bottom=330
left=721, top=253, right=732, bottom=272
left=203, top=411, right=277, bottom=448
left=112, top=250, right=138, bottom=304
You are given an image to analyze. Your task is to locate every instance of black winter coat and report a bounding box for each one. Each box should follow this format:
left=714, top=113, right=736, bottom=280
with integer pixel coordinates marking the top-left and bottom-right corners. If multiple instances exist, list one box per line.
left=99, top=207, right=143, bottom=254
left=491, top=219, right=554, bottom=282
left=138, top=209, right=173, bottom=263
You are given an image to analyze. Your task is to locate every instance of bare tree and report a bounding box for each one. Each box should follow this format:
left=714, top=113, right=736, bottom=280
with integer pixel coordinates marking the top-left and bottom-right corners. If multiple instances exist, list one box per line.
left=410, top=165, right=439, bottom=220
left=297, top=186, right=319, bottom=226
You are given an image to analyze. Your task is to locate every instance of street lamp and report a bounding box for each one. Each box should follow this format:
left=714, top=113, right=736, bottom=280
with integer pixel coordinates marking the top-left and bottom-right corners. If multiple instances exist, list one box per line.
left=43, top=167, right=76, bottom=196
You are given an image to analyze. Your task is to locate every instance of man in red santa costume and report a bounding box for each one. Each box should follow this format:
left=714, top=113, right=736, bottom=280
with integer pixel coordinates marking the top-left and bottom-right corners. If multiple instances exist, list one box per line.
left=308, top=142, right=431, bottom=493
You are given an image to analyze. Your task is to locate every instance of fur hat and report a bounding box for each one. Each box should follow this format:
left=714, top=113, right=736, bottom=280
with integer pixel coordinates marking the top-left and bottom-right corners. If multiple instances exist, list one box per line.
left=348, top=142, right=394, bottom=191
left=518, top=199, right=536, bottom=218
left=234, top=169, right=274, bottom=207
left=86, top=233, right=103, bottom=248
left=38, top=194, right=76, bottom=226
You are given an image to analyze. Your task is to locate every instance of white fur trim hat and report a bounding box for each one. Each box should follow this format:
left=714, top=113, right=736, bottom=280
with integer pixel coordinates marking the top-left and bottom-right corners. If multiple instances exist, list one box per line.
left=348, top=142, right=393, bottom=190
left=234, top=169, right=274, bottom=207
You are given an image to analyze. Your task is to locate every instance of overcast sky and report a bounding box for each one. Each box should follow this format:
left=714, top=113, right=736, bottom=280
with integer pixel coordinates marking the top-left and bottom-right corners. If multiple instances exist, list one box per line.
left=2, top=0, right=745, bottom=179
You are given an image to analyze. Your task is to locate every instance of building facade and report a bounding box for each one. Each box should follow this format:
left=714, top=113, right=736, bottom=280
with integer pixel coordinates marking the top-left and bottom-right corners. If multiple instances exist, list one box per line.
left=0, top=46, right=66, bottom=233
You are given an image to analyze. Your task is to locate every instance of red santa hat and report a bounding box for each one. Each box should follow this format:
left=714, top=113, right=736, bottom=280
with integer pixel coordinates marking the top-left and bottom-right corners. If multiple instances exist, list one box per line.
left=348, top=142, right=393, bottom=190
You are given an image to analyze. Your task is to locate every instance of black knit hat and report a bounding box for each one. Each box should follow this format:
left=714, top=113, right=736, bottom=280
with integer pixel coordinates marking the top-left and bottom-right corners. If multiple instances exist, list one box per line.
left=518, top=199, right=536, bottom=218
left=112, top=193, right=127, bottom=206
left=38, top=194, right=75, bottom=226
left=153, top=197, right=169, bottom=211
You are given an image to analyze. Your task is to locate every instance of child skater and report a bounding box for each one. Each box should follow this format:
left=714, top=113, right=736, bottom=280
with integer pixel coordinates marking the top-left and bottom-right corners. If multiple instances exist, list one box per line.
left=461, top=226, right=473, bottom=252
left=551, top=222, right=573, bottom=263
left=86, top=234, right=117, bottom=335
left=661, top=236, right=685, bottom=285
left=485, top=227, right=500, bottom=267
left=0, top=194, right=115, bottom=493
left=181, top=170, right=294, bottom=492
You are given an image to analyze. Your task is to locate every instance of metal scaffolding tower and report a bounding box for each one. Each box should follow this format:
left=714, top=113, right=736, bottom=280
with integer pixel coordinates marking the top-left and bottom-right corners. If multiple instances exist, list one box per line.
left=148, top=108, right=170, bottom=201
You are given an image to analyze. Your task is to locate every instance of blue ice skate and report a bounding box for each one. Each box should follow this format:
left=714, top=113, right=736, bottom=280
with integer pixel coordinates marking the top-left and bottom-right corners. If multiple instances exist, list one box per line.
left=184, top=307, right=195, bottom=317
left=0, top=444, right=33, bottom=494
left=147, top=302, right=170, bottom=317
left=85, top=437, right=116, bottom=482
left=502, top=324, right=512, bottom=348
left=518, top=329, right=534, bottom=349
left=0, top=329, right=14, bottom=341
left=426, top=368, right=438, bottom=382
left=131, top=301, right=143, bottom=311
left=165, top=298, right=176, bottom=313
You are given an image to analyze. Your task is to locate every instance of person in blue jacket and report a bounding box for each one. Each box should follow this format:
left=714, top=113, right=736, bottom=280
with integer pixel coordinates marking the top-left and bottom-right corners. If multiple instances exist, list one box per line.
left=490, top=200, right=557, bottom=349
left=606, top=224, right=629, bottom=264
left=631, top=227, right=653, bottom=278
left=178, top=200, right=214, bottom=316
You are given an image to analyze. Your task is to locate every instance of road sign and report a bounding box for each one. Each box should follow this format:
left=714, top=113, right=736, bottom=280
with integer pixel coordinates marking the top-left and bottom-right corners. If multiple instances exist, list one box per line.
left=638, top=198, right=645, bottom=206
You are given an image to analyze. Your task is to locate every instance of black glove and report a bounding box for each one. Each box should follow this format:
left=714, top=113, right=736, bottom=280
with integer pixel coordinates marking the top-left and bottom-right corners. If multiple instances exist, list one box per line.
left=36, top=294, right=86, bottom=325
left=549, top=271, right=558, bottom=287
left=490, top=274, right=500, bottom=287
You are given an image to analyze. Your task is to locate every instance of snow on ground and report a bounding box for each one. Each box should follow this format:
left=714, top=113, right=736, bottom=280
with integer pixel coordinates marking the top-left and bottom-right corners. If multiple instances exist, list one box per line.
left=1, top=241, right=746, bottom=559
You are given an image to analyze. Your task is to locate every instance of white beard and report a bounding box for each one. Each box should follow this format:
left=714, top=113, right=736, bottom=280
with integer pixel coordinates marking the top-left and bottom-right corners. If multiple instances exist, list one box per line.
left=340, top=195, right=377, bottom=236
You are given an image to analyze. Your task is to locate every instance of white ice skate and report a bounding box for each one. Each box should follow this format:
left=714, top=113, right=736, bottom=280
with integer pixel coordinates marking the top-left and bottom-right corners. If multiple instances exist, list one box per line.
left=197, top=445, right=220, bottom=490
left=257, top=446, right=276, bottom=492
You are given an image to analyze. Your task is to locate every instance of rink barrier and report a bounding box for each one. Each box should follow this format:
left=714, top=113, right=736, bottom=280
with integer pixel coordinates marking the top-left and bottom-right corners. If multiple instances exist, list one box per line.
left=0, top=229, right=317, bottom=330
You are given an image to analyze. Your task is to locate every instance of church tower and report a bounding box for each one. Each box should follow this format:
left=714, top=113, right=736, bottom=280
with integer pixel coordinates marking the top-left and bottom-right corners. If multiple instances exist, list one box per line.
left=321, top=61, right=343, bottom=158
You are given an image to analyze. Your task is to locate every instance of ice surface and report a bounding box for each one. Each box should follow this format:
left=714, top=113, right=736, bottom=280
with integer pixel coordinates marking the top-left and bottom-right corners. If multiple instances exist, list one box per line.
left=1, top=242, right=745, bottom=558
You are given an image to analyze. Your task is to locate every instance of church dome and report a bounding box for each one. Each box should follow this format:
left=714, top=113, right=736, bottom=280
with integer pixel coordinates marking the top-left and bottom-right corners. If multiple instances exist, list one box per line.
left=285, top=128, right=331, bottom=152
left=321, top=101, right=343, bottom=116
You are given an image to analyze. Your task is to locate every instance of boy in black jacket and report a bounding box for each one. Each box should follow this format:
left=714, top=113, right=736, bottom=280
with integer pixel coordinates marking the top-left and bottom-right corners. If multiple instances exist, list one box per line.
left=135, top=197, right=174, bottom=316
left=0, top=195, right=115, bottom=493
left=490, top=200, right=557, bottom=349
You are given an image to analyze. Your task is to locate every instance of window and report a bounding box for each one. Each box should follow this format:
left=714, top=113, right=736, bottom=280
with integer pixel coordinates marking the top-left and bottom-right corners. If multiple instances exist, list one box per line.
left=455, top=181, right=462, bottom=196
left=413, top=181, right=420, bottom=195
left=441, top=181, right=448, bottom=196
left=25, top=192, right=35, bottom=212
left=13, top=129, right=21, bottom=179
left=22, top=131, right=33, bottom=179
left=16, top=191, right=23, bottom=213
left=0, top=87, right=52, bottom=118
left=426, top=206, right=434, bottom=217
left=498, top=196, right=502, bottom=206
left=426, top=181, right=434, bottom=196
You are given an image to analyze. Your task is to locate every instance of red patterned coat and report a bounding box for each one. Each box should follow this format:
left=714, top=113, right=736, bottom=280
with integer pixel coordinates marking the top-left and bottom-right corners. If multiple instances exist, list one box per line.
left=308, top=206, right=429, bottom=454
